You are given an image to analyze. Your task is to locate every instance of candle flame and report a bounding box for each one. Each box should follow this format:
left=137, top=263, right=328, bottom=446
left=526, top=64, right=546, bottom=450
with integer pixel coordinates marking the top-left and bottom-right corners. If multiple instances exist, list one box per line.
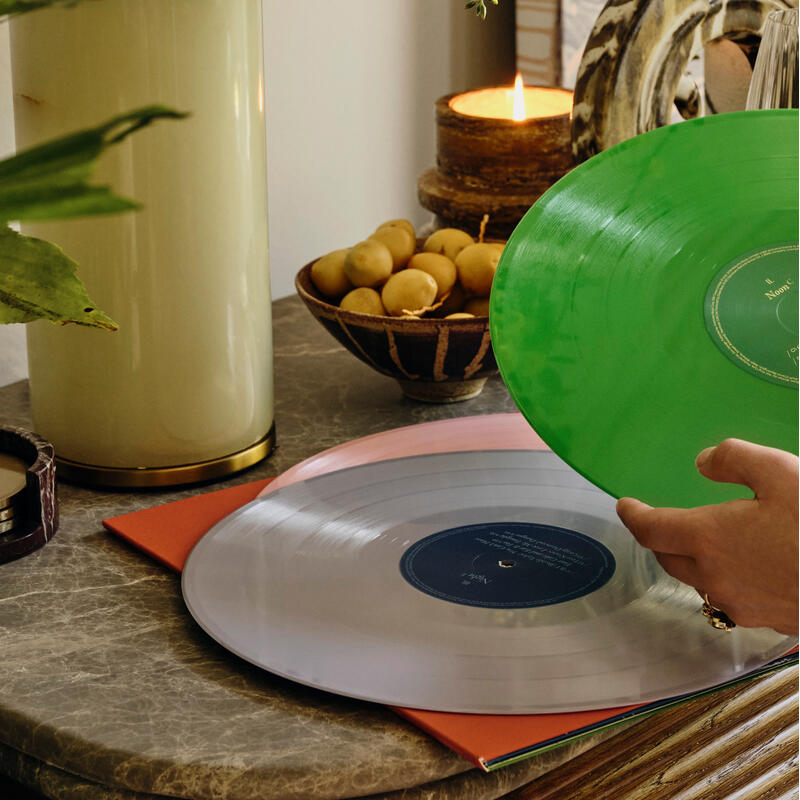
left=449, top=83, right=572, bottom=121
left=512, top=73, right=526, bottom=121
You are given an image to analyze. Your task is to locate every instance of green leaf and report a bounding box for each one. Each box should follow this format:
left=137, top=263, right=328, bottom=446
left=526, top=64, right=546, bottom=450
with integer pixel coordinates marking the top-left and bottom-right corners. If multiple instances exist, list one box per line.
left=0, top=106, right=185, bottom=328
left=0, top=0, right=86, bottom=18
left=0, top=225, right=117, bottom=329
left=0, top=105, right=187, bottom=223
left=465, top=0, right=498, bottom=17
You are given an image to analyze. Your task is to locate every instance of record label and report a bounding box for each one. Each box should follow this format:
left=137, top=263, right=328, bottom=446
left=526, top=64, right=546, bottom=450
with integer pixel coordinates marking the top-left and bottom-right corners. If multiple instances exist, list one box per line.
left=704, top=243, right=799, bottom=387
left=399, top=521, right=616, bottom=609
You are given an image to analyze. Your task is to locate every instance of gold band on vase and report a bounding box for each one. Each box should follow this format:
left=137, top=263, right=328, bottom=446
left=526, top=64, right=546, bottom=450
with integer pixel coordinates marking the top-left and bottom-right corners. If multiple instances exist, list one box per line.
left=54, top=426, right=275, bottom=489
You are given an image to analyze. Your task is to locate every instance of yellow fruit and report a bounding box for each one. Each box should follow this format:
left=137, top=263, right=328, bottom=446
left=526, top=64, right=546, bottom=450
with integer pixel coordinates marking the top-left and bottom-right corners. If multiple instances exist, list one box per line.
left=344, top=240, right=394, bottom=287
left=339, top=287, right=386, bottom=315
left=454, top=243, right=500, bottom=296
left=463, top=297, right=491, bottom=317
left=407, top=252, right=456, bottom=299
left=310, top=248, right=352, bottom=299
left=375, top=218, right=416, bottom=239
left=368, top=226, right=415, bottom=271
left=423, top=228, right=474, bottom=261
left=445, top=312, right=475, bottom=319
left=381, top=269, right=438, bottom=316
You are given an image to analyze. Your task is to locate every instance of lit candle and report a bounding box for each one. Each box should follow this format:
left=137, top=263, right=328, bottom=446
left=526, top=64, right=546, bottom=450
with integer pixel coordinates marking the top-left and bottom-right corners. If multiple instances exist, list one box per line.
left=448, top=73, right=573, bottom=122
left=418, top=76, right=575, bottom=237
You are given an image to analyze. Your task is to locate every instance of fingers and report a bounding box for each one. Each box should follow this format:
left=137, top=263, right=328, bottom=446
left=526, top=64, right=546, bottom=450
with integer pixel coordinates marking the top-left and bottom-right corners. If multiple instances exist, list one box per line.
left=616, top=501, right=705, bottom=587
left=695, top=438, right=799, bottom=499
left=652, top=552, right=702, bottom=589
left=616, top=497, right=699, bottom=555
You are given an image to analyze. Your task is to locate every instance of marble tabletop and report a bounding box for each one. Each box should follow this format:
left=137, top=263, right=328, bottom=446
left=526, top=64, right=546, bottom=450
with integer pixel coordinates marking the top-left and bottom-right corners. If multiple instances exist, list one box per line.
left=0, top=296, right=640, bottom=800
left=2, top=296, right=798, bottom=800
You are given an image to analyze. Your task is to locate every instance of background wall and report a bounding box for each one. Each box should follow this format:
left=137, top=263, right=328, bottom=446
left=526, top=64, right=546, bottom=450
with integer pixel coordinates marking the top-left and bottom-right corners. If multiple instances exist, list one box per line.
left=262, top=1, right=516, bottom=300
left=0, top=0, right=517, bottom=386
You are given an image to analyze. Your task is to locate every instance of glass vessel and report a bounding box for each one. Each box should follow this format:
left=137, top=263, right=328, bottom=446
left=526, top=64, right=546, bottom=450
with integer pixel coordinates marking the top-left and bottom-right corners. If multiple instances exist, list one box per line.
left=746, top=8, right=799, bottom=110
left=9, top=0, right=274, bottom=486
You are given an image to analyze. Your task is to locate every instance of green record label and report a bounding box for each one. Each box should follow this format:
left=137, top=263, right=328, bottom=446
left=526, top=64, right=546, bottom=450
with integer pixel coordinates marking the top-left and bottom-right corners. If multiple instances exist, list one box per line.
left=704, top=244, right=799, bottom=388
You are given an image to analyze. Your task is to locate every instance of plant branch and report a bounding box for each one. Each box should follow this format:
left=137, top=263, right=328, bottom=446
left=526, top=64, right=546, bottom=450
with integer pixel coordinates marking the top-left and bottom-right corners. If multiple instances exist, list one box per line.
left=0, top=105, right=188, bottom=223
left=0, top=0, right=88, bottom=20
left=0, top=106, right=186, bottom=328
left=464, top=0, right=499, bottom=20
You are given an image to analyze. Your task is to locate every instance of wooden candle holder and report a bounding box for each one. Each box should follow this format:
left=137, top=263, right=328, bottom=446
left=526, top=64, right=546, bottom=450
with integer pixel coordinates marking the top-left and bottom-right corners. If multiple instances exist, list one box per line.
left=417, top=90, right=574, bottom=238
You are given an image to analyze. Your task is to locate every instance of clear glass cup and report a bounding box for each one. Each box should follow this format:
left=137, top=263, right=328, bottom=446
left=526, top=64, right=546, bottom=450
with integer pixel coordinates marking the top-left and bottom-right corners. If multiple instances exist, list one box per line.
left=746, top=8, right=799, bottom=110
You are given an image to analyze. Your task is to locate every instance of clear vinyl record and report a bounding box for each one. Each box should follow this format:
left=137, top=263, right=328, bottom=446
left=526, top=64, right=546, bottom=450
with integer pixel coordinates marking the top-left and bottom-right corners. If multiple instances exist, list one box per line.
left=182, top=450, right=794, bottom=714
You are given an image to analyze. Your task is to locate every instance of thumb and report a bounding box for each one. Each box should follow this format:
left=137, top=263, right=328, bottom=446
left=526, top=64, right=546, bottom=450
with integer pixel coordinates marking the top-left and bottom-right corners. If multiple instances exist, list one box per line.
left=695, top=438, right=795, bottom=498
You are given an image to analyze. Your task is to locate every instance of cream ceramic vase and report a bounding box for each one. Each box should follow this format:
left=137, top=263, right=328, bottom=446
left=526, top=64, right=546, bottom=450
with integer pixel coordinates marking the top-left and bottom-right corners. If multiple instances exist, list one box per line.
left=9, top=0, right=274, bottom=486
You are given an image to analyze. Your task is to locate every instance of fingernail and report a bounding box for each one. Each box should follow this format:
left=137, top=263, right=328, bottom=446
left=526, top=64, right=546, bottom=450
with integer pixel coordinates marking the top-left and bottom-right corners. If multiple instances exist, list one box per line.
left=616, top=497, right=648, bottom=516
left=696, top=446, right=715, bottom=469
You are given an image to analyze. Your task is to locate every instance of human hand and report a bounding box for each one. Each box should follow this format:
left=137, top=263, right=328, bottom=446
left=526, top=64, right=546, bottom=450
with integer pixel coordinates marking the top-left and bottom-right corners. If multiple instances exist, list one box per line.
left=616, top=438, right=798, bottom=635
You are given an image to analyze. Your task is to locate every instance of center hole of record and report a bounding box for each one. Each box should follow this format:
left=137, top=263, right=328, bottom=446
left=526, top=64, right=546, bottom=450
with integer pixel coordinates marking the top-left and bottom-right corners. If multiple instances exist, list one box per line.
left=498, top=559, right=516, bottom=568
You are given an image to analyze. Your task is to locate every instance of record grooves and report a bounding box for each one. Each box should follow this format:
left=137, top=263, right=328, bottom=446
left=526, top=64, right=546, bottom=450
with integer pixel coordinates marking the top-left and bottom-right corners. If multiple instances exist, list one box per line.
left=490, top=110, right=799, bottom=508
left=182, top=449, right=795, bottom=714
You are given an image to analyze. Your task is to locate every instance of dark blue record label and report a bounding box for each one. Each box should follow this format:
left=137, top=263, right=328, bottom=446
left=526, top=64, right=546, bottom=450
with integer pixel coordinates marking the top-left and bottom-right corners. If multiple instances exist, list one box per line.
left=399, top=522, right=616, bottom=608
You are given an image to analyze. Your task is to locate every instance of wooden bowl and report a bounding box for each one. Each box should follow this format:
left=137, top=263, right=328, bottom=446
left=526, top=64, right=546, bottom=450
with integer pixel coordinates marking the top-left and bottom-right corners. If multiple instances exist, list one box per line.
left=295, top=262, right=498, bottom=402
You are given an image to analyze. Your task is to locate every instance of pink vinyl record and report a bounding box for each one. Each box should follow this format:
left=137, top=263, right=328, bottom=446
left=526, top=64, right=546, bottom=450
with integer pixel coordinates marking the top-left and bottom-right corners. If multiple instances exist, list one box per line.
left=260, top=413, right=547, bottom=496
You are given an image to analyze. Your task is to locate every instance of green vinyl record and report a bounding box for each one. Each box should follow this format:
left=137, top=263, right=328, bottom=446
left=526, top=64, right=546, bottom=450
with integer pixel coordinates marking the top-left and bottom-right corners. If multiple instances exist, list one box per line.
left=490, top=110, right=799, bottom=508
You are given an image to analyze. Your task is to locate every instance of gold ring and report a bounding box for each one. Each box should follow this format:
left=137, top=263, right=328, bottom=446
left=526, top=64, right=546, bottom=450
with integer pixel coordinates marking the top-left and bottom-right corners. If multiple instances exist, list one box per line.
left=702, top=592, right=736, bottom=631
